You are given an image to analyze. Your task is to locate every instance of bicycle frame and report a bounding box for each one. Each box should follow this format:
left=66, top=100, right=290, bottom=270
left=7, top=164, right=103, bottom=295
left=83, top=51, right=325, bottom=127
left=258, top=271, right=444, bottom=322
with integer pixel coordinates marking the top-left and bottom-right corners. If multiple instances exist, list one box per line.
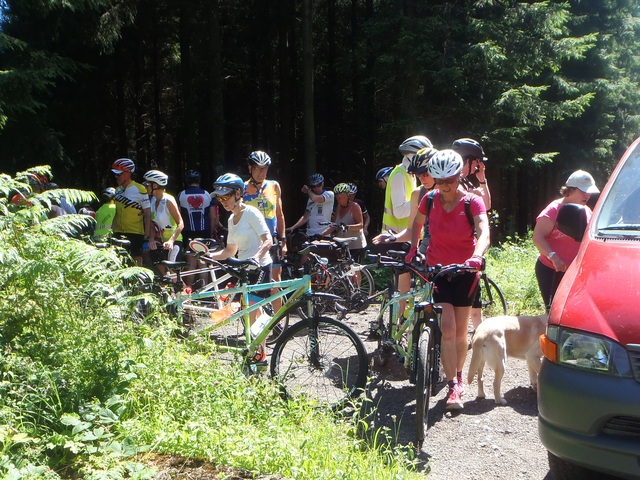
left=169, top=275, right=314, bottom=359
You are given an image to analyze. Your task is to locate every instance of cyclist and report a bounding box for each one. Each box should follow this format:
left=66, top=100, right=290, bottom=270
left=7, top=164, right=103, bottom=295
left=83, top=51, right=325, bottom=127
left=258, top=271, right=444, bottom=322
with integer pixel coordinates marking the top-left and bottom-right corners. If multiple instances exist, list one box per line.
left=111, top=158, right=153, bottom=266
left=347, top=183, right=370, bottom=238
left=93, top=187, right=117, bottom=241
left=411, top=150, right=490, bottom=410
left=374, top=147, right=437, bottom=255
left=533, top=170, right=598, bottom=312
left=381, top=136, right=432, bottom=321
left=376, top=166, right=393, bottom=190
left=143, top=170, right=184, bottom=274
left=178, top=169, right=219, bottom=285
left=452, top=138, right=491, bottom=332
left=208, top=173, right=273, bottom=356
left=243, top=150, right=287, bottom=310
left=322, top=182, right=367, bottom=260
left=286, top=173, right=334, bottom=238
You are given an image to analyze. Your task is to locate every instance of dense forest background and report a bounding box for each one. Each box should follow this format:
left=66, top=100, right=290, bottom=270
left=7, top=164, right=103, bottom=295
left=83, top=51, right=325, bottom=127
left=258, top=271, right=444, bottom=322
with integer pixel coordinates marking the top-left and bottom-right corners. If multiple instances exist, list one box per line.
left=1, top=0, right=640, bottom=239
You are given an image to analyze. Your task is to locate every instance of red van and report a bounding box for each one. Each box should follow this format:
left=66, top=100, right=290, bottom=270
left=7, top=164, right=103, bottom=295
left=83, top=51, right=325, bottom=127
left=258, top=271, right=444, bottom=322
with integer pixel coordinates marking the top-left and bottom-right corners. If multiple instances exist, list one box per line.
left=537, top=138, right=640, bottom=479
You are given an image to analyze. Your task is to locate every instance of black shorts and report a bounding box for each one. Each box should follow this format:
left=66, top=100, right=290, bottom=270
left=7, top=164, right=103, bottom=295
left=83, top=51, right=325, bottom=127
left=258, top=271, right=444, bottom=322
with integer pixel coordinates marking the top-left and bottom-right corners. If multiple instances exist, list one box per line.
left=270, top=239, right=283, bottom=268
left=433, top=271, right=479, bottom=308
left=114, top=232, right=145, bottom=257
left=248, top=264, right=273, bottom=299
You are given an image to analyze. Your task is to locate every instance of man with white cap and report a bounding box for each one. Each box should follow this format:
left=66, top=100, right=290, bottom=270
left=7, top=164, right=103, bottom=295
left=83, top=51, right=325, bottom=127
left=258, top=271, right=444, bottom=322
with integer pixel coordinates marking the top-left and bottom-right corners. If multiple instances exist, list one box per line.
left=533, top=169, right=600, bottom=311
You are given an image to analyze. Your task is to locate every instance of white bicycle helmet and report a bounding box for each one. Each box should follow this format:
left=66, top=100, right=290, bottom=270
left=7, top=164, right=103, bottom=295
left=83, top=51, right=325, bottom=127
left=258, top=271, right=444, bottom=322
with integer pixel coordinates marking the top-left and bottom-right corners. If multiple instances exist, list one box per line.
left=247, top=150, right=272, bottom=166
left=348, top=183, right=358, bottom=195
left=407, top=147, right=436, bottom=174
left=143, top=170, right=169, bottom=187
left=102, top=187, right=116, bottom=199
left=333, top=183, right=351, bottom=194
left=212, top=173, right=244, bottom=196
left=398, top=135, right=433, bottom=155
left=308, top=173, right=324, bottom=186
left=111, top=158, right=136, bottom=174
left=428, top=149, right=463, bottom=179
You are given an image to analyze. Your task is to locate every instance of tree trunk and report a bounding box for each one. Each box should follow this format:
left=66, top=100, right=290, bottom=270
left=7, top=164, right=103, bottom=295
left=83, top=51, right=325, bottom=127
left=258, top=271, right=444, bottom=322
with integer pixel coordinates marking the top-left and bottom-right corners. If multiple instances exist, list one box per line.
left=302, top=0, right=316, bottom=177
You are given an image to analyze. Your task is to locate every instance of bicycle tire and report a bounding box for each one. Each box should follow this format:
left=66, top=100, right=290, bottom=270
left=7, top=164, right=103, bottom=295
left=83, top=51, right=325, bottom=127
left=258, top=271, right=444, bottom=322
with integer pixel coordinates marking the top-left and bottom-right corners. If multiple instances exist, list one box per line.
left=351, top=266, right=375, bottom=297
left=481, top=275, right=508, bottom=317
left=415, top=327, right=432, bottom=446
left=270, top=316, right=368, bottom=409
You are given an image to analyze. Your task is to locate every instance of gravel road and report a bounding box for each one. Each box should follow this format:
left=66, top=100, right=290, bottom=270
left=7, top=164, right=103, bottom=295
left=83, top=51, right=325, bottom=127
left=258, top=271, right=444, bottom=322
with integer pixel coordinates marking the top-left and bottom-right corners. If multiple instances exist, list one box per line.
left=339, top=307, right=553, bottom=479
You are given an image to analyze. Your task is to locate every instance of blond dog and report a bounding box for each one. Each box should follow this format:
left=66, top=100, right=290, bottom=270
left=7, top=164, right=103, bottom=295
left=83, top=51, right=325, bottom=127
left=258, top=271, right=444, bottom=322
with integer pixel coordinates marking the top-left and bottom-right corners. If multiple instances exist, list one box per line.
left=467, top=315, right=548, bottom=405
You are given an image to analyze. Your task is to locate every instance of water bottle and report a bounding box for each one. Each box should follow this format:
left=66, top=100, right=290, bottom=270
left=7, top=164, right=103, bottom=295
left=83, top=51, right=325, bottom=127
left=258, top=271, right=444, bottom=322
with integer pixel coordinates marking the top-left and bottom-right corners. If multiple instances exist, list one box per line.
left=250, top=312, right=272, bottom=337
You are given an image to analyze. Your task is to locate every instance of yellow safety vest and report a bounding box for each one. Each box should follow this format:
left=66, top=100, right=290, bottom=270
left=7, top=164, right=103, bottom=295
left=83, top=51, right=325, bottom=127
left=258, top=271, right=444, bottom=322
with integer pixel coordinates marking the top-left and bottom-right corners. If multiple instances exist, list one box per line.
left=382, top=165, right=414, bottom=232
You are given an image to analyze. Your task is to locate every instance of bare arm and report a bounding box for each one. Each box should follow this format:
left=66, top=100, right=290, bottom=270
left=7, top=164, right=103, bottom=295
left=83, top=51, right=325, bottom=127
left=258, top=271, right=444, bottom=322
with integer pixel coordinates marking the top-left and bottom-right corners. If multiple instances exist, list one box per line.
left=533, top=216, right=567, bottom=272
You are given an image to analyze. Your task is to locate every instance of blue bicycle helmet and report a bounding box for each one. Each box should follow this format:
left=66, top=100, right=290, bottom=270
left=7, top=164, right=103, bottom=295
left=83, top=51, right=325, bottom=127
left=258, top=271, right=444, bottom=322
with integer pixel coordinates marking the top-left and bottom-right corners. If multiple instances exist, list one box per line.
left=212, top=173, right=244, bottom=196
left=308, top=173, right=324, bottom=186
left=376, top=167, right=393, bottom=182
left=247, top=150, right=272, bottom=166
left=348, top=183, right=358, bottom=195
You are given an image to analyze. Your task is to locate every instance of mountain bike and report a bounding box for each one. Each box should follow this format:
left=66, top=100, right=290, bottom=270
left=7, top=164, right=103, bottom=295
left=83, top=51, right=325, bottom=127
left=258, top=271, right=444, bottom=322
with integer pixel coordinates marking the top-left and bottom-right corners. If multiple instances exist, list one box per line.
left=368, top=251, right=477, bottom=447
left=163, top=256, right=368, bottom=409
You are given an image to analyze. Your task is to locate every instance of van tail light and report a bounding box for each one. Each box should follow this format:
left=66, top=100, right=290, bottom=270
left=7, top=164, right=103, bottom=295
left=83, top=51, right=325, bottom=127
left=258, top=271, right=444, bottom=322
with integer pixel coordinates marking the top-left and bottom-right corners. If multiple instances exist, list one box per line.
left=540, top=334, right=558, bottom=363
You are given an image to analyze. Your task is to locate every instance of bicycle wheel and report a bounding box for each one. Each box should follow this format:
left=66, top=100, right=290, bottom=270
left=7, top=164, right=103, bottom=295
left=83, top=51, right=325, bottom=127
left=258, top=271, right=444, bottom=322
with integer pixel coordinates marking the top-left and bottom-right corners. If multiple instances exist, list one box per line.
left=350, top=266, right=375, bottom=297
left=416, top=327, right=432, bottom=446
left=481, top=275, right=508, bottom=317
left=270, top=316, right=368, bottom=409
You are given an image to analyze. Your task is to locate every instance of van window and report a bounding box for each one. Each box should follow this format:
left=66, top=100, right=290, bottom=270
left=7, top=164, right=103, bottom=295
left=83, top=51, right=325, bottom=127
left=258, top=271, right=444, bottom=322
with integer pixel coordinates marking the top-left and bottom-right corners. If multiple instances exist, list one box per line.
left=595, top=144, right=640, bottom=236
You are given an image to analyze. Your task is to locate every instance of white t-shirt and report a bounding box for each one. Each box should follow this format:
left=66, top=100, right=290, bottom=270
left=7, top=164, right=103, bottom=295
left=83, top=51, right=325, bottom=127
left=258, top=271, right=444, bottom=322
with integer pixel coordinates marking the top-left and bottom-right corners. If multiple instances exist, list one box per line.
left=227, top=204, right=272, bottom=266
left=306, top=191, right=335, bottom=236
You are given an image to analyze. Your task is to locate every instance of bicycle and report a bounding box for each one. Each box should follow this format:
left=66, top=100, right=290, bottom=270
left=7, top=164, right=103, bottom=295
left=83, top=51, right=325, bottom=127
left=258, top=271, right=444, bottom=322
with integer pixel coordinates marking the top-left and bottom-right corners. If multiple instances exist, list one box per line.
left=162, top=255, right=369, bottom=409
left=478, top=271, right=508, bottom=317
left=367, top=251, right=477, bottom=446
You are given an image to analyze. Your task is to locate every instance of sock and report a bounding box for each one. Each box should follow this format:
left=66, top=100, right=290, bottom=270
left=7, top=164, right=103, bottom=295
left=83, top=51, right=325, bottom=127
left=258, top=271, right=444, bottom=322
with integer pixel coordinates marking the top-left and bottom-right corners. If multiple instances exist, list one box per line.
left=448, top=379, right=457, bottom=389
left=457, top=371, right=463, bottom=380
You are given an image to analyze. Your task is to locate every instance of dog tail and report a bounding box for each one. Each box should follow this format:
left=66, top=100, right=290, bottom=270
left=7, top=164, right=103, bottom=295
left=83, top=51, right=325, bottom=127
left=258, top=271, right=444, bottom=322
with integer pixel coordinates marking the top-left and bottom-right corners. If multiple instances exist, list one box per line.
left=467, top=335, right=483, bottom=385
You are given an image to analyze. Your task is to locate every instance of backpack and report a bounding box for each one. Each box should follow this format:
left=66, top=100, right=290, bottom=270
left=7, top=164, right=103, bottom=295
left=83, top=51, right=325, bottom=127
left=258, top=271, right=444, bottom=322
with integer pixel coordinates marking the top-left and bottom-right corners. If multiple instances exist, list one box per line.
left=423, top=190, right=476, bottom=238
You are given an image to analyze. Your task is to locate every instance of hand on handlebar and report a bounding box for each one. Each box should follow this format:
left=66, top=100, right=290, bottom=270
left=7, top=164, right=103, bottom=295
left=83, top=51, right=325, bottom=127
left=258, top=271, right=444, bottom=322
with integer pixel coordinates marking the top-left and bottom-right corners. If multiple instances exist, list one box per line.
left=464, top=255, right=485, bottom=271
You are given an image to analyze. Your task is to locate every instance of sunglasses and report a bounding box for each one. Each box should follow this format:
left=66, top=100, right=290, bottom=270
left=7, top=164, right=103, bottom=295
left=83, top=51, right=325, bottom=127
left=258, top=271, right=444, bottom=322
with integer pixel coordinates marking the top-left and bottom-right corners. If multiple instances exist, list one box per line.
left=216, top=193, right=234, bottom=202
left=434, top=177, right=458, bottom=185
left=113, top=172, right=123, bottom=177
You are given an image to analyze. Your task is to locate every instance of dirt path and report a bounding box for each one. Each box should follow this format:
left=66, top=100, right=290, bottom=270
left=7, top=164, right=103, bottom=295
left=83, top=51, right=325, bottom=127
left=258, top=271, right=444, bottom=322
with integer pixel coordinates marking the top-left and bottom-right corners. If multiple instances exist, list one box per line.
left=340, top=308, right=553, bottom=479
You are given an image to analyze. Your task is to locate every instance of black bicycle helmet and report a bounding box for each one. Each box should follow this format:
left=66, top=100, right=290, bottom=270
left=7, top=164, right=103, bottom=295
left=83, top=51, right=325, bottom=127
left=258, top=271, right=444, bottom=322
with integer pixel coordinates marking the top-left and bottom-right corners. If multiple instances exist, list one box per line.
left=452, top=138, right=485, bottom=160
left=247, top=150, right=272, bottom=167
left=185, top=170, right=201, bottom=184
left=407, top=147, right=436, bottom=174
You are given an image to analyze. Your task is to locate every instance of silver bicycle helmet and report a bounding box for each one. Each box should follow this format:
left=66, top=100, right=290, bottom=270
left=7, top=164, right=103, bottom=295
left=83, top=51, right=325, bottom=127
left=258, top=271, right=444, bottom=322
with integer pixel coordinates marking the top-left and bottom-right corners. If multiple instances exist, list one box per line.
left=452, top=138, right=485, bottom=160
left=143, top=170, right=169, bottom=187
left=212, top=173, right=244, bottom=196
left=428, top=149, right=464, bottom=179
left=308, top=173, right=324, bottom=186
left=247, top=150, right=272, bottom=166
left=407, top=147, right=436, bottom=174
left=348, top=183, right=358, bottom=195
left=398, top=135, right=433, bottom=155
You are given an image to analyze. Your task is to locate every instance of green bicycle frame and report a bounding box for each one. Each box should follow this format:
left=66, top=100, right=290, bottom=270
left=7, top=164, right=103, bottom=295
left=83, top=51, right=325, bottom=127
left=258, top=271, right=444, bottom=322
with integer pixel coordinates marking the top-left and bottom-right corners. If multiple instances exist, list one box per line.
left=169, top=275, right=314, bottom=357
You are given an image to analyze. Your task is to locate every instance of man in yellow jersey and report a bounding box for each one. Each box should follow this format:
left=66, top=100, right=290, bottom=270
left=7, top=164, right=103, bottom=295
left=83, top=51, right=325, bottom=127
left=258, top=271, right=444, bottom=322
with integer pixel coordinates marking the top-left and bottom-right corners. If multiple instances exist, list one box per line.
left=111, top=158, right=152, bottom=266
left=243, top=150, right=287, bottom=310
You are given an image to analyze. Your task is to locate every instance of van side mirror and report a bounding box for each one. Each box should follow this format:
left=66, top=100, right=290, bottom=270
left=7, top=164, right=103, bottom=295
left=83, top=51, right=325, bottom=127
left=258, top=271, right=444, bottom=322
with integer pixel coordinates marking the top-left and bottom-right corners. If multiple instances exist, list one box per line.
left=556, top=203, right=589, bottom=242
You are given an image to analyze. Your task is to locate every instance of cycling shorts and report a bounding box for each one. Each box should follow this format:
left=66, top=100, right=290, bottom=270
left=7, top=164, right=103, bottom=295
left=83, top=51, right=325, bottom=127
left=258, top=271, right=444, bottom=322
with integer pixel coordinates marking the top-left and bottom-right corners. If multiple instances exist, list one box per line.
left=433, top=271, right=479, bottom=308
left=115, top=232, right=145, bottom=258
